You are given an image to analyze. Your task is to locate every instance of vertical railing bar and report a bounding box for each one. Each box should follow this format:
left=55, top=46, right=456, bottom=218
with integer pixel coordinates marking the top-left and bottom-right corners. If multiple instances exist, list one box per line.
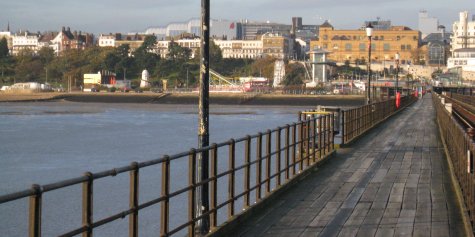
left=244, top=135, right=251, bottom=209
left=210, top=144, right=218, bottom=229
left=129, top=163, right=139, bottom=237
left=265, top=130, right=272, bottom=195
left=29, top=184, right=42, bottom=237
left=188, top=150, right=196, bottom=237
left=228, top=140, right=235, bottom=218
left=291, top=123, right=296, bottom=176
left=160, top=156, right=170, bottom=237
left=285, top=125, right=290, bottom=180
left=312, top=118, right=317, bottom=164
left=82, top=172, right=93, bottom=237
left=306, top=120, right=311, bottom=167
left=276, top=127, right=282, bottom=187
left=298, top=122, right=304, bottom=172
left=319, top=116, right=323, bottom=159
left=256, top=132, right=262, bottom=202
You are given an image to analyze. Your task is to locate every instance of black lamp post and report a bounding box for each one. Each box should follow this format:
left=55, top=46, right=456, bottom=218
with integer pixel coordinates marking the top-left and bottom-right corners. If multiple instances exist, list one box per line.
left=366, top=23, right=373, bottom=104
left=395, top=52, right=400, bottom=95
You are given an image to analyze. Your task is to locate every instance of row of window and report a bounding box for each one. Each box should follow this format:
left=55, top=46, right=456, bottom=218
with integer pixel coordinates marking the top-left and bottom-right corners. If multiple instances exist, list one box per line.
left=324, top=43, right=414, bottom=51
left=322, top=35, right=417, bottom=41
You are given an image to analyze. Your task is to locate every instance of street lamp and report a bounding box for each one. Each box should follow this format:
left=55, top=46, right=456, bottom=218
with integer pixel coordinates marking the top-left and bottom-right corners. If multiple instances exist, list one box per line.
left=366, top=23, right=373, bottom=104
left=395, top=52, right=400, bottom=95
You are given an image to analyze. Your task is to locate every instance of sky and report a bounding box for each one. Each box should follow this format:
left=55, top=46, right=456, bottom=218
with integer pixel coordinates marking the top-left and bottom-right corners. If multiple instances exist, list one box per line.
left=1, top=0, right=474, bottom=34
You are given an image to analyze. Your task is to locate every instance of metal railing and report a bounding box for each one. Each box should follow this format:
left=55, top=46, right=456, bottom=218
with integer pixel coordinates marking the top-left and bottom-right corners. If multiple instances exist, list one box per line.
left=0, top=114, right=335, bottom=237
left=433, top=93, right=475, bottom=232
left=341, top=95, right=417, bottom=145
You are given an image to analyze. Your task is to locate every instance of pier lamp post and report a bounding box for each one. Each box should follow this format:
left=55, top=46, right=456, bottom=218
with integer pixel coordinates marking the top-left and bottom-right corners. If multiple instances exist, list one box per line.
left=395, top=52, right=400, bottom=95
left=366, top=23, right=373, bottom=104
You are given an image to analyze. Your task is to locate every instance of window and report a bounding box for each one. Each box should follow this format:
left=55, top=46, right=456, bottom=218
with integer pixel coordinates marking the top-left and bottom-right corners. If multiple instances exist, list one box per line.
left=401, top=45, right=406, bottom=51
left=383, top=43, right=390, bottom=51
left=413, top=36, right=417, bottom=40
left=371, top=43, right=376, bottom=50
left=396, top=36, right=401, bottom=40
left=323, top=35, right=328, bottom=40
left=406, top=45, right=411, bottom=50
left=345, top=43, right=352, bottom=51
left=380, top=36, right=384, bottom=40
left=359, top=43, right=365, bottom=51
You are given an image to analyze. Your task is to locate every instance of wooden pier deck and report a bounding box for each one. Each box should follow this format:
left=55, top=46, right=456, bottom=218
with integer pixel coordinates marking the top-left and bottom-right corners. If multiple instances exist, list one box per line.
left=227, top=95, right=469, bottom=237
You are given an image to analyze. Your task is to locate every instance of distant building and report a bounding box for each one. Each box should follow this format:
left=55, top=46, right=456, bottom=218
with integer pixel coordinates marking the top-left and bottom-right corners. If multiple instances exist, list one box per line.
left=422, top=32, right=451, bottom=66
left=12, top=31, right=40, bottom=55
left=262, top=32, right=294, bottom=59
left=214, top=39, right=263, bottom=59
left=240, top=20, right=291, bottom=40
left=364, top=19, right=392, bottom=30
left=310, top=21, right=420, bottom=64
left=447, top=48, right=475, bottom=72
left=51, top=27, right=94, bottom=54
left=418, top=10, right=441, bottom=38
left=145, top=19, right=240, bottom=40
left=451, top=11, right=475, bottom=53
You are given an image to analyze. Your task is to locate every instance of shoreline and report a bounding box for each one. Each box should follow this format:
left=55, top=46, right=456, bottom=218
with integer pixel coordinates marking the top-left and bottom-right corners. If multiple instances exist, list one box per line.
left=0, top=92, right=366, bottom=106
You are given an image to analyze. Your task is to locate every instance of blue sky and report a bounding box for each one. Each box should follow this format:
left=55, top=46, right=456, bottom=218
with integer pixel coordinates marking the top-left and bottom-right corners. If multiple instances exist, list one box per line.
left=1, top=0, right=474, bottom=34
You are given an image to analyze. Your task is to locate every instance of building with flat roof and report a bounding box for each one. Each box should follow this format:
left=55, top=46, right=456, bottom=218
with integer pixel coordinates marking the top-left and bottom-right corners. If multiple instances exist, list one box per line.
left=310, top=21, right=420, bottom=65
left=145, top=19, right=240, bottom=40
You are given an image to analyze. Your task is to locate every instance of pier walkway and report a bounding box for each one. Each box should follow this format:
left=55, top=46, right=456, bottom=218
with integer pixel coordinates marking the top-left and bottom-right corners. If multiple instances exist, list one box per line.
left=228, top=95, right=468, bottom=237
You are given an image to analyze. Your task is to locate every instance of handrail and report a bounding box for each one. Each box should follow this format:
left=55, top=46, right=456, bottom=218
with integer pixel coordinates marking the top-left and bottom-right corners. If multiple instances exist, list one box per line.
left=0, top=112, right=336, bottom=237
left=341, top=95, right=418, bottom=145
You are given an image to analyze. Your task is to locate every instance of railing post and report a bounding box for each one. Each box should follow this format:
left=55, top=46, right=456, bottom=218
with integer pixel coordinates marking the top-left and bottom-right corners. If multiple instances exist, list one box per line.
left=285, top=125, right=290, bottom=180
left=276, top=127, right=282, bottom=187
left=228, top=140, right=235, bottom=218
left=265, top=130, right=272, bottom=195
left=312, top=118, right=317, bottom=163
left=82, top=172, right=93, bottom=237
left=298, top=122, right=304, bottom=172
left=210, top=144, right=218, bottom=229
left=188, top=150, right=196, bottom=237
left=29, top=184, right=42, bottom=237
left=129, top=163, right=139, bottom=237
left=341, top=111, right=345, bottom=145
left=306, top=120, right=311, bottom=167
left=256, top=132, right=262, bottom=202
left=160, top=156, right=170, bottom=237
left=291, top=123, right=297, bottom=176
left=244, top=135, right=251, bottom=209
left=318, top=117, right=323, bottom=159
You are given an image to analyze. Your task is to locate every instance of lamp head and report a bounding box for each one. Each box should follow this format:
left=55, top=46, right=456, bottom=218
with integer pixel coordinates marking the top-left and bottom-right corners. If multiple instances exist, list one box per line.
left=366, top=23, right=373, bottom=37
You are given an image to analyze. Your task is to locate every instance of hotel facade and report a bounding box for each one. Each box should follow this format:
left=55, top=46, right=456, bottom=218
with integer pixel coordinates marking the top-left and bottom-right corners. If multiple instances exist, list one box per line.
left=310, top=21, right=420, bottom=65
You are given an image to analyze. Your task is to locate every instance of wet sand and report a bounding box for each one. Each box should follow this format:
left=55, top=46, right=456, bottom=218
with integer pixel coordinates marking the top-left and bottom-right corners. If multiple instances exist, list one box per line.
left=0, top=92, right=365, bottom=106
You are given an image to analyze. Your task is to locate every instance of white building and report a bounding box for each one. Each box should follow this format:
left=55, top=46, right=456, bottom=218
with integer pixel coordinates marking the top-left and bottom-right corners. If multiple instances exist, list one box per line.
left=98, top=34, right=116, bottom=47
left=145, top=19, right=239, bottom=40
left=447, top=48, right=475, bottom=72
left=214, top=39, right=263, bottom=59
left=12, top=32, right=40, bottom=55
left=451, top=11, right=475, bottom=53
left=418, top=10, right=441, bottom=38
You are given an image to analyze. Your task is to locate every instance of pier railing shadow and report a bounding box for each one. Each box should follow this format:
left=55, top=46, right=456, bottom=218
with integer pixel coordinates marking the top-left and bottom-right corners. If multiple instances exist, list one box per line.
left=0, top=111, right=336, bottom=236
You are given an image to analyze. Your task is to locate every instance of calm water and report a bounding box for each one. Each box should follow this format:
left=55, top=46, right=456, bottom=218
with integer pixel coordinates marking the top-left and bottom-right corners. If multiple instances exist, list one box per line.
left=0, top=101, right=315, bottom=236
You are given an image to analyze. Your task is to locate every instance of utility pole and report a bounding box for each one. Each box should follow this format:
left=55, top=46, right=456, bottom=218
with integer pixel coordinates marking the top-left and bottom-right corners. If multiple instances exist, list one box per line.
left=197, top=0, right=210, bottom=235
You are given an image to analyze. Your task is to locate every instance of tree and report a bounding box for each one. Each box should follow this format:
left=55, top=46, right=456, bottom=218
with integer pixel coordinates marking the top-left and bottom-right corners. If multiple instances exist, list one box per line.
left=167, top=41, right=191, bottom=62
left=0, top=37, right=8, bottom=58
left=283, top=63, right=306, bottom=86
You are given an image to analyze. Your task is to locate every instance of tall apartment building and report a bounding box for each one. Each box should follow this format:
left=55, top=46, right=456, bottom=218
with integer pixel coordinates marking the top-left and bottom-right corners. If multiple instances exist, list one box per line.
left=310, top=21, right=420, bottom=64
left=447, top=11, right=475, bottom=73
left=262, top=33, right=293, bottom=59
left=450, top=11, right=475, bottom=52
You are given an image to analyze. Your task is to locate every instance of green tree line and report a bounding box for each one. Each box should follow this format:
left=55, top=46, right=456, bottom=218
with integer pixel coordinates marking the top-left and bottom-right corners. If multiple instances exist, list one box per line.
left=0, top=36, right=306, bottom=88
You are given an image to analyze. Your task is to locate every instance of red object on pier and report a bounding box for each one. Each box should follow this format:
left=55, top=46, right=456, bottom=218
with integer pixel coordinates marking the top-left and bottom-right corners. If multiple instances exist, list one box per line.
left=396, top=92, right=401, bottom=108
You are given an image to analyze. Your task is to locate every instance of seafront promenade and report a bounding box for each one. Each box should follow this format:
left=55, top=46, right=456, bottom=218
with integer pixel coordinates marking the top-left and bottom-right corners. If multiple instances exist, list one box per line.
left=221, top=95, right=469, bottom=237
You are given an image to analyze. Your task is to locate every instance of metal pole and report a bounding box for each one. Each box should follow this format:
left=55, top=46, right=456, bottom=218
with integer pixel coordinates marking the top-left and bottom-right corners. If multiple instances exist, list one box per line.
left=367, top=36, right=372, bottom=104
left=395, top=60, right=399, bottom=94
left=197, top=0, right=210, bottom=235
